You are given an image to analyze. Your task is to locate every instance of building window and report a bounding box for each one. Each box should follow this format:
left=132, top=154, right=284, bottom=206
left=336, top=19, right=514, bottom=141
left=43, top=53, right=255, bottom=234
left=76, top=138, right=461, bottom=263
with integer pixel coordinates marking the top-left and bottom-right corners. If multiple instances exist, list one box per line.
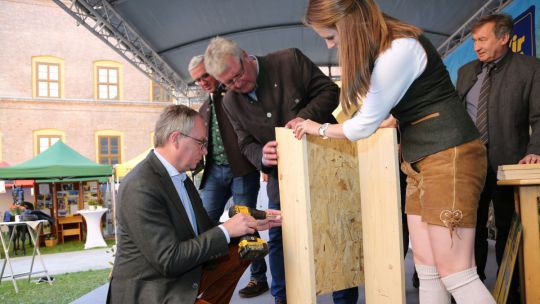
left=38, top=135, right=61, bottom=154
left=94, top=60, right=122, bottom=100
left=33, top=129, right=66, bottom=156
left=32, top=56, right=64, bottom=99
left=98, top=136, right=121, bottom=165
left=36, top=63, right=60, bottom=97
left=151, top=81, right=173, bottom=102
left=97, top=67, right=119, bottom=100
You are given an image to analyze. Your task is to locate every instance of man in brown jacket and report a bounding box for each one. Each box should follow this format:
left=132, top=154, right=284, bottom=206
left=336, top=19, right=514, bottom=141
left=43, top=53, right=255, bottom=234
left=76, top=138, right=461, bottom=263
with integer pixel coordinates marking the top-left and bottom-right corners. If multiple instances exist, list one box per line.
left=204, top=37, right=357, bottom=304
left=188, top=55, right=269, bottom=298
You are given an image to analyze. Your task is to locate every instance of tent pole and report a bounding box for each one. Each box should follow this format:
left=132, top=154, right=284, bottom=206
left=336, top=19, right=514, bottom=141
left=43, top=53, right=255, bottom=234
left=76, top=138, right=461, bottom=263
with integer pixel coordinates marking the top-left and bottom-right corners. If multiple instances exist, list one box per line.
left=109, top=176, right=117, bottom=245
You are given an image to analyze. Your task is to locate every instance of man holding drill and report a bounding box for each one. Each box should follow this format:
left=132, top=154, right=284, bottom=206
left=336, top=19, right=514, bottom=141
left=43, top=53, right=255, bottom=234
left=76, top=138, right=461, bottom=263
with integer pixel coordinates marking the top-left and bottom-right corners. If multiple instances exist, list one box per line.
left=108, top=105, right=281, bottom=304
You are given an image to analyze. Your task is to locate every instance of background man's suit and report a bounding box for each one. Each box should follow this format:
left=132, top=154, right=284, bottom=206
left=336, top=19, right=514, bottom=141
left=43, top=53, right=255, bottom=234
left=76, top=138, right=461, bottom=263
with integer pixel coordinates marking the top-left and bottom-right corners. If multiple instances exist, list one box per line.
left=109, top=151, right=231, bottom=303
left=456, top=50, right=540, bottom=280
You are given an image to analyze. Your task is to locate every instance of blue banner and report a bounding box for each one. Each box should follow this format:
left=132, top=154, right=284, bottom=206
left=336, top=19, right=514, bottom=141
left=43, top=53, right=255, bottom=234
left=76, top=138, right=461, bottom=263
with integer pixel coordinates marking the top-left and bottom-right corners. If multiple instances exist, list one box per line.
left=512, top=5, right=536, bottom=56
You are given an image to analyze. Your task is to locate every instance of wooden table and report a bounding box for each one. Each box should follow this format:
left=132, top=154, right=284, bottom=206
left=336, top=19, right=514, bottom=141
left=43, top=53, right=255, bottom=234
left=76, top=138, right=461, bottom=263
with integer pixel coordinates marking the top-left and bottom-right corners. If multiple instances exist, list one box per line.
left=0, top=220, right=53, bottom=293
left=497, top=178, right=540, bottom=304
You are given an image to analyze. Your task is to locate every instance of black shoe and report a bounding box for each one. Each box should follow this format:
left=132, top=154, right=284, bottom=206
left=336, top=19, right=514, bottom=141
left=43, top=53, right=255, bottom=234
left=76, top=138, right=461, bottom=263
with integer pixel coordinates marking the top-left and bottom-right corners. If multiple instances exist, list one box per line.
left=238, top=279, right=269, bottom=298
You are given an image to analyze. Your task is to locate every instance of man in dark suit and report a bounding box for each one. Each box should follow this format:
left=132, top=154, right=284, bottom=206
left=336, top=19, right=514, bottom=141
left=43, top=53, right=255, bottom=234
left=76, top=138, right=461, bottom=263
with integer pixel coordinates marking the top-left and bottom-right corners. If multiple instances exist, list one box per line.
left=204, top=37, right=358, bottom=304
left=188, top=55, right=269, bottom=298
left=108, top=105, right=281, bottom=304
left=456, top=14, right=540, bottom=300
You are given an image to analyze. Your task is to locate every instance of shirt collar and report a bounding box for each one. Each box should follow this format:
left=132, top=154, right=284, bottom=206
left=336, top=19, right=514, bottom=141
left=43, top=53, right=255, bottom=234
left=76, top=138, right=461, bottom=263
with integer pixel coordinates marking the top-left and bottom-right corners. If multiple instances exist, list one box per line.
left=154, top=149, right=186, bottom=181
left=247, top=55, right=259, bottom=97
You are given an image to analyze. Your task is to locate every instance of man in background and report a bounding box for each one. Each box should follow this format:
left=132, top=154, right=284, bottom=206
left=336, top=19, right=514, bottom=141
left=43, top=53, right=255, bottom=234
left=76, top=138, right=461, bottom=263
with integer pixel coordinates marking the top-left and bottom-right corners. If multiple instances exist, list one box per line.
left=456, top=14, right=540, bottom=302
left=109, top=104, right=280, bottom=303
left=189, top=55, right=269, bottom=298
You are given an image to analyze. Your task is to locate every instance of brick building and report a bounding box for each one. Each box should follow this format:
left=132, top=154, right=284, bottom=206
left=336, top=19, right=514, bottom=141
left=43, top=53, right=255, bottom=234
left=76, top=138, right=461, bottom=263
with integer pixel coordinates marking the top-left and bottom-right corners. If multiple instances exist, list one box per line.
left=0, top=0, right=179, bottom=211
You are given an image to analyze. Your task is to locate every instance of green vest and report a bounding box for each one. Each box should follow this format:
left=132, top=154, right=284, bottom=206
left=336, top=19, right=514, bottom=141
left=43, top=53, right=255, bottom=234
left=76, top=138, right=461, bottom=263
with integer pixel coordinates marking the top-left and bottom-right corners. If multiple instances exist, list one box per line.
left=390, top=35, right=479, bottom=162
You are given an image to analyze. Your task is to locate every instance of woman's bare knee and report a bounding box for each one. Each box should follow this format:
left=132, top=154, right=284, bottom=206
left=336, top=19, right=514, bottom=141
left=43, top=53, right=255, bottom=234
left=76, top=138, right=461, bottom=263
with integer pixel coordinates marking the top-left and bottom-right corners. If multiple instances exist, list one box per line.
left=428, top=226, right=476, bottom=276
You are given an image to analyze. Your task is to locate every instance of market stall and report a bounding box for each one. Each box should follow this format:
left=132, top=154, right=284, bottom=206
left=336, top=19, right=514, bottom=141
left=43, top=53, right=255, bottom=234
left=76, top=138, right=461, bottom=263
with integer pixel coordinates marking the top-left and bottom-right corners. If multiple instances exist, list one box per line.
left=0, top=141, right=113, bottom=243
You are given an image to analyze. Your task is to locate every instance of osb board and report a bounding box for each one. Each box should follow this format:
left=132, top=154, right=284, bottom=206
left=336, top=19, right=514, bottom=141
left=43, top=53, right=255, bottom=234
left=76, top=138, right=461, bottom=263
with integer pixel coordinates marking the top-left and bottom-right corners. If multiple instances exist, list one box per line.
left=306, top=135, right=364, bottom=294
left=276, top=127, right=317, bottom=303
left=276, top=127, right=363, bottom=302
left=357, top=128, right=405, bottom=303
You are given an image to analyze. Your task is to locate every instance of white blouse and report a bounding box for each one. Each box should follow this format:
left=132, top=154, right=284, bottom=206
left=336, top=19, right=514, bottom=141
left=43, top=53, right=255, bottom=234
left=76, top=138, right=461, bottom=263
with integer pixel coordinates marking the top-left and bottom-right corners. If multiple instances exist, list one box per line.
left=342, top=38, right=428, bottom=141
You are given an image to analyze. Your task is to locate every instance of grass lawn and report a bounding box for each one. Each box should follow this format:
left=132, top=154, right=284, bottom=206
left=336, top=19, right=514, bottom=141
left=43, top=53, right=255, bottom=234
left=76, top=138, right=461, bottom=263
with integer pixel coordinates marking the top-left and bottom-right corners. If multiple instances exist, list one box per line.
left=0, top=268, right=110, bottom=304
left=1, top=237, right=115, bottom=259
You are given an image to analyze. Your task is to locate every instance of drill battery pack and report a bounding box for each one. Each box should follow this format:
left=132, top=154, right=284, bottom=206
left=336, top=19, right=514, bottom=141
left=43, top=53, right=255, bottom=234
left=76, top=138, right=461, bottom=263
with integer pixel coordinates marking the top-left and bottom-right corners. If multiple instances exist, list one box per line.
left=238, top=235, right=269, bottom=260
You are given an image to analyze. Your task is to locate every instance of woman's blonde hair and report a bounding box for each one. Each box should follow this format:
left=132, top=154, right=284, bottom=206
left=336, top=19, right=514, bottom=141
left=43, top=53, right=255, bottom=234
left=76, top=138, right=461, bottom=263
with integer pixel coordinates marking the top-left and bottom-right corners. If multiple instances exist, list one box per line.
left=305, top=0, right=422, bottom=113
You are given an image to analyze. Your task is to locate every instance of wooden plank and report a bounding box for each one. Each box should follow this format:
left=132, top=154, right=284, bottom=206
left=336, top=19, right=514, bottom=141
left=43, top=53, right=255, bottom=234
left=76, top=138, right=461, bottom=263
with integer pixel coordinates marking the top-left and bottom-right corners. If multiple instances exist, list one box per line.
left=306, top=135, right=363, bottom=294
left=276, top=128, right=317, bottom=304
left=492, top=214, right=522, bottom=303
left=499, top=163, right=540, bottom=171
left=356, top=128, right=405, bottom=303
left=498, top=164, right=540, bottom=180
left=498, top=179, right=540, bottom=186
left=517, top=186, right=540, bottom=304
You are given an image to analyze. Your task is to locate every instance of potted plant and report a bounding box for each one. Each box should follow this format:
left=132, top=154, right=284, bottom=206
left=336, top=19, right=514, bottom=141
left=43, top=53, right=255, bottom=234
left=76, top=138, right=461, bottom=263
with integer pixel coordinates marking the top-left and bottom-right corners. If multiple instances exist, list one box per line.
left=9, top=204, right=26, bottom=222
left=96, top=198, right=105, bottom=210
left=44, top=235, right=58, bottom=248
left=87, top=199, right=97, bottom=211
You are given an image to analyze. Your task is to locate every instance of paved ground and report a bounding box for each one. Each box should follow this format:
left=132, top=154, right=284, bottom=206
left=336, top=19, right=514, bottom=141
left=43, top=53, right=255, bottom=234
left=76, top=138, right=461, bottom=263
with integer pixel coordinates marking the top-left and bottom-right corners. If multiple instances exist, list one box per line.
left=4, top=247, right=112, bottom=277
left=2, top=182, right=498, bottom=303
left=69, top=243, right=497, bottom=304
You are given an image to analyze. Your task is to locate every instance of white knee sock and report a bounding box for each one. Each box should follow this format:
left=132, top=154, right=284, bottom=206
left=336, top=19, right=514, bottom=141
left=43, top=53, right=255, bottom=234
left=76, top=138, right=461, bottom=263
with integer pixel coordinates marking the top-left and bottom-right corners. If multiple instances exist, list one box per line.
left=415, top=264, right=451, bottom=304
left=441, top=267, right=495, bottom=304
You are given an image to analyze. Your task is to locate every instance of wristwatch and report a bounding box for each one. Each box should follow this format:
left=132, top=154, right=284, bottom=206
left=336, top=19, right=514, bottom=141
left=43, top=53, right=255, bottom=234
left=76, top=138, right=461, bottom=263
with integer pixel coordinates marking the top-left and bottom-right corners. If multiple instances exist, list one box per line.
left=318, top=123, right=330, bottom=139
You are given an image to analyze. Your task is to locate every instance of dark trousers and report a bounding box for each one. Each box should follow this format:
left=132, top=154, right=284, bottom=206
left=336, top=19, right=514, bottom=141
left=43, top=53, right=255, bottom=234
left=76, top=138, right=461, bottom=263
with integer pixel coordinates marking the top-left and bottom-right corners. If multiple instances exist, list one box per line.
left=475, top=165, right=515, bottom=277
left=475, top=164, right=520, bottom=302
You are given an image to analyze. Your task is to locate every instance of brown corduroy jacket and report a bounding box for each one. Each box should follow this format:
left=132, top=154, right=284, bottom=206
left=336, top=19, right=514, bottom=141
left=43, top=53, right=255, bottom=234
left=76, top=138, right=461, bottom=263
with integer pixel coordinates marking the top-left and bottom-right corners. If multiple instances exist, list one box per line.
left=222, top=48, right=339, bottom=203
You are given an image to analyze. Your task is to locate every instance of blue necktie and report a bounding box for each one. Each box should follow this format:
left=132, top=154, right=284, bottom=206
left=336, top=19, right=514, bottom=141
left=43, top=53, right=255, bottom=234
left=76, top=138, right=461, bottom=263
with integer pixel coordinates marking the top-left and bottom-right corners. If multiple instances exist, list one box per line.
left=171, top=174, right=198, bottom=235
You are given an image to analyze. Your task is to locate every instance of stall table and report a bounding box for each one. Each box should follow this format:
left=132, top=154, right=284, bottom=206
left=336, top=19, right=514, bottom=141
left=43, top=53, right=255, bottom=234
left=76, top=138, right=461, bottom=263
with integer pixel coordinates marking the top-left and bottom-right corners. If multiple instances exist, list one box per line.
left=0, top=220, right=53, bottom=293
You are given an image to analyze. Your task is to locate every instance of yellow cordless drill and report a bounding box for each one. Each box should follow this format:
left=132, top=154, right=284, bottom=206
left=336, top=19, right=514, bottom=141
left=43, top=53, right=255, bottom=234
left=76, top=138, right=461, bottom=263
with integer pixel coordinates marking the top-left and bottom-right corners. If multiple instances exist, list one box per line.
left=228, top=205, right=269, bottom=260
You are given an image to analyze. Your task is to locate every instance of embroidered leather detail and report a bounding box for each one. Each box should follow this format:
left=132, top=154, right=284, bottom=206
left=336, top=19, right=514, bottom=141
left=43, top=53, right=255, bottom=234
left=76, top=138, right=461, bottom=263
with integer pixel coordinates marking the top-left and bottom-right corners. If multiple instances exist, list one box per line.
left=440, top=209, right=463, bottom=245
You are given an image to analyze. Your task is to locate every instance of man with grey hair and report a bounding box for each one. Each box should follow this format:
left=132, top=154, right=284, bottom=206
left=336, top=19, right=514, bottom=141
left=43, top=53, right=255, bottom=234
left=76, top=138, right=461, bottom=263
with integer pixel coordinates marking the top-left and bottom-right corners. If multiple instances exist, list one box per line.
left=205, top=37, right=358, bottom=304
left=108, top=104, right=281, bottom=304
left=189, top=55, right=269, bottom=298
left=456, top=13, right=540, bottom=301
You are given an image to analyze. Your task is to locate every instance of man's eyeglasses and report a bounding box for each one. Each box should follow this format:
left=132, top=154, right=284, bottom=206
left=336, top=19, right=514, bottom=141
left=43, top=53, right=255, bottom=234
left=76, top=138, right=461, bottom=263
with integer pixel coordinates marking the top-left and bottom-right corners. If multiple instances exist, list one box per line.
left=223, top=59, right=245, bottom=88
left=179, top=132, right=208, bottom=150
left=193, top=73, right=211, bottom=84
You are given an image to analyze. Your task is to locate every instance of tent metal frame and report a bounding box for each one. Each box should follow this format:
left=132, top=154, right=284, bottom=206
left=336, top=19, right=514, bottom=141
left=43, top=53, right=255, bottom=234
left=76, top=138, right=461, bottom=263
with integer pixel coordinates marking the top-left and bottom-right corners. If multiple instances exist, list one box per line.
left=52, top=0, right=206, bottom=106
left=55, top=0, right=515, bottom=87
left=438, top=0, right=512, bottom=58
